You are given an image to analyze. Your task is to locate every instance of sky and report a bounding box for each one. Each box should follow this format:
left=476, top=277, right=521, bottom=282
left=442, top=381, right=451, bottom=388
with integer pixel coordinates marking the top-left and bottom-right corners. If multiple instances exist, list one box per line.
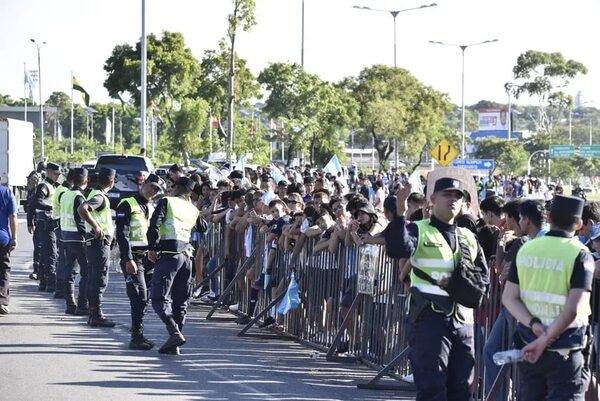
left=1, top=0, right=599, bottom=110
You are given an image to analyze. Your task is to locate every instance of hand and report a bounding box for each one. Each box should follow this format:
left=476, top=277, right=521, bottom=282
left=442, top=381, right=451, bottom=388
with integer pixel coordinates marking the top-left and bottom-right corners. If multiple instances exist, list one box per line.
left=395, top=183, right=412, bottom=217
left=521, top=335, right=548, bottom=364
left=27, top=225, right=34, bottom=234
left=148, top=250, right=158, bottom=263
left=125, top=260, right=138, bottom=275
left=531, top=322, right=546, bottom=338
left=9, top=239, right=17, bottom=251
left=93, top=225, right=104, bottom=240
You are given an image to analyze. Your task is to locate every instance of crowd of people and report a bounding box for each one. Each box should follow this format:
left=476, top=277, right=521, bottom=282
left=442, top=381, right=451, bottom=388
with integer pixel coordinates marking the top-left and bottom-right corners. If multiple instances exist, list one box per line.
left=2, top=158, right=598, bottom=400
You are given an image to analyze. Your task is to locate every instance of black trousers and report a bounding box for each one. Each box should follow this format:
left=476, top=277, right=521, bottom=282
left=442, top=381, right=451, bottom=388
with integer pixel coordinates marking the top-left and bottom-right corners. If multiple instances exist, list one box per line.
left=0, top=245, right=11, bottom=306
left=120, top=254, right=154, bottom=329
left=55, top=230, right=66, bottom=287
left=409, top=311, right=475, bottom=401
left=64, top=241, right=89, bottom=306
left=40, top=222, right=58, bottom=287
left=85, top=239, right=110, bottom=308
left=151, top=253, right=192, bottom=329
left=32, top=221, right=43, bottom=274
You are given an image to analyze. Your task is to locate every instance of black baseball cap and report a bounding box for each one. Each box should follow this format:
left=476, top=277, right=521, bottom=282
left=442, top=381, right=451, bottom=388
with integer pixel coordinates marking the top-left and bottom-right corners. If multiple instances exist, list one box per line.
left=433, top=177, right=466, bottom=198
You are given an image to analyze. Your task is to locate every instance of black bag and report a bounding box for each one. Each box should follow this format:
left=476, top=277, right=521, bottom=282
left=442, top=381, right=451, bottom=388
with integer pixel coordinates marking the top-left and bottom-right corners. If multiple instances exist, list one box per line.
left=413, top=233, right=488, bottom=309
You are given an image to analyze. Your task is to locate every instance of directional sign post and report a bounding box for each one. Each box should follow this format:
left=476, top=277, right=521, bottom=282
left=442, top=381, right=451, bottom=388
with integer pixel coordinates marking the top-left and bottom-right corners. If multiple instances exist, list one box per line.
left=549, top=145, right=575, bottom=159
left=579, top=144, right=600, bottom=158
left=431, top=138, right=459, bottom=167
left=451, top=159, right=495, bottom=170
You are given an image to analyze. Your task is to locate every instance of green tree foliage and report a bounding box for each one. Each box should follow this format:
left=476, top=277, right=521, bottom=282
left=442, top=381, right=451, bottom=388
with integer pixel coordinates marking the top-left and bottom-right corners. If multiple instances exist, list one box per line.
left=258, top=62, right=358, bottom=165
left=509, top=50, right=587, bottom=133
left=171, top=98, right=209, bottom=165
left=343, top=65, right=451, bottom=169
left=474, top=138, right=528, bottom=175
left=197, top=39, right=260, bottom=119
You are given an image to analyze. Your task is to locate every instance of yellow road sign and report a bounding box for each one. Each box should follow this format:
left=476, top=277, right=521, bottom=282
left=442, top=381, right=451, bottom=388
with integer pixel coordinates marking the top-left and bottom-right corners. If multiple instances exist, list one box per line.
left=431, top=138, right=459, bottom=167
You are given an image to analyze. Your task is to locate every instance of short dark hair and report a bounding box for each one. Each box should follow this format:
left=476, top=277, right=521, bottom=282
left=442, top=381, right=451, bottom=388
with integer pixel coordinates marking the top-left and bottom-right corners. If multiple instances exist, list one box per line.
left=481, top=196, right=505, bottom=217
left=269, top=198, right=286, bottom=209
left=229, top=190, right=243, bottom=201
left=582, top=201, right=600, bottom=225
left=502, top=200, right=522, bottom=222
left=518, top=200, right=545, bottom=228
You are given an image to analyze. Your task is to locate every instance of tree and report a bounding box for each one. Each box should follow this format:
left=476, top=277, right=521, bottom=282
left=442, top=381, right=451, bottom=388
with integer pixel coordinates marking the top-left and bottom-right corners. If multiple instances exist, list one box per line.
left=171, top=98, right=209, bottom=165
left=258, top=62, right=358, bottom=165
left=474, top=138, right=528, bottom=175
left=508, top=50, right=587, bottom=133
left=197, top=39, right=260, bottom=119
left=342, top=65, right=451, bottom=169
left=225, top=0, right=256, bottom=155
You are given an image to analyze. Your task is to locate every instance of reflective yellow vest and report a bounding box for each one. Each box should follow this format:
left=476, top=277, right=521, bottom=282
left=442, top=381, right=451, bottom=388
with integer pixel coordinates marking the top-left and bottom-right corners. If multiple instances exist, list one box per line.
left=159, top=196, right=199, bottom=244
left=118, top=196, right=153, bottom=248
left=85, top=189, right=114, bottom=236
left=52, top=184, right=69, bottom=221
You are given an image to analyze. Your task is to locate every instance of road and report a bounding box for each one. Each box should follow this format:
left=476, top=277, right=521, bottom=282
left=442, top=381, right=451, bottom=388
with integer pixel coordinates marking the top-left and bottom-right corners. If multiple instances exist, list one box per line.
left=0, top=216, right=415, bottom=401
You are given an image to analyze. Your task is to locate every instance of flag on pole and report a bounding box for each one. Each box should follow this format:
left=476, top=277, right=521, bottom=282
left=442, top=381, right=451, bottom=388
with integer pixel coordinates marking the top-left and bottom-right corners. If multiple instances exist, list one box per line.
left=72, top=74, right=90, bottom=106
left=408, top=170, right=424, bottom=194
left=105, top=117, right=112, bottom=145
left=24, top=66, right=35, bottom=100
left=323, top=155, right=343, bottom=175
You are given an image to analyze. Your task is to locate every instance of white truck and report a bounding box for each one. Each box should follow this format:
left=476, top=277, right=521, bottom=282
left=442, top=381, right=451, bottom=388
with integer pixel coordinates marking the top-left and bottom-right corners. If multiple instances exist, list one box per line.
left=0, top=118, right=35, bottom=205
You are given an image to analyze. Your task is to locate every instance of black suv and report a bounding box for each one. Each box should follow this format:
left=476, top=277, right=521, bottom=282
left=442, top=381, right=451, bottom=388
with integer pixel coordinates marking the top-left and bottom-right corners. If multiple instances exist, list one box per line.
left=94, top=154, right=155, bottom=209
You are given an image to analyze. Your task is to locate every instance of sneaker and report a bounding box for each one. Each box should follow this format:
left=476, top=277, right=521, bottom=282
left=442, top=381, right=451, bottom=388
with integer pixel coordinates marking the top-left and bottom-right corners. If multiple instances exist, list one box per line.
left=192, top=285, right=210, bottom=299
left=235, top=316, right=251, bottom=325
left=259, top=316, right=276, bottom=329
left=336, top=340, right=349, bottom=354
left=0, top=304, right=8, bottom=315
left=199, top=293, right=218, bottom=303
left=228, top=303, right=239, bottom=312
left=29, top=273, right=38, bottom=280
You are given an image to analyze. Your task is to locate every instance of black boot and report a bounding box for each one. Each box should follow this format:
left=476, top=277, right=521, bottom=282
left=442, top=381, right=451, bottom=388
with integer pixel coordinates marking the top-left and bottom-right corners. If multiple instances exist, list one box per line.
left=88, top=306, right=116, bottom=327
left=53, top=280, right=65, bottom=299
left=38, top=274, right=47, bottom=291
left=74, top=296, right=89, bottom=316
left=128, top=326, right=154, bottom=351
left=158, top=317, right=185, bottom=354
left=65, top=295, right=77, bottom=315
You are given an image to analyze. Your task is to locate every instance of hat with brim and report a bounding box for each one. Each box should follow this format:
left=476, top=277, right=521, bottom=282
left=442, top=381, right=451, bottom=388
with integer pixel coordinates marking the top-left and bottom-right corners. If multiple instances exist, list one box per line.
left=433, top=177, right=466, bottom=198
left=145, top=173, right=165, bottom=190
left=47, top=162, right=61, bottom=172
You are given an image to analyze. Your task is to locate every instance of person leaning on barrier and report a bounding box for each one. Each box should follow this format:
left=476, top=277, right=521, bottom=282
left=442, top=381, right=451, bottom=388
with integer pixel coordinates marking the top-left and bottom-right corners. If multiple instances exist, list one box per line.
left=502, top=195, right=595, bottom=401
left=115, top=173, right=165, bottom=350
left=388, top=177, right=489, bottom=401
left=33, top=162, right=61, bottom=292
left=77, top=167, right=116, bottom=327
left=60, top=168, right=90, bottom=316
left=147, top=177, right=206, bottom=355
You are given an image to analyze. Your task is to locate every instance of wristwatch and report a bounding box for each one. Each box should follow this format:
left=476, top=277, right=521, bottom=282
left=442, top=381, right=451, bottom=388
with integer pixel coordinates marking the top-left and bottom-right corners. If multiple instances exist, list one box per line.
left=529, top=316, right=542, bottom=329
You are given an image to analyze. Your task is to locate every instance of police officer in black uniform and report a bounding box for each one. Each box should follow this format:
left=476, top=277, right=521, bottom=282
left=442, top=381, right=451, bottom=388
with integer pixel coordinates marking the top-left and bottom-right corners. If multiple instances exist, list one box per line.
left=61, top=168, right=89, bottom=315
left=148, top=177, right=205, bottom=354
left=26, top=162, right=45, bottom=280
left=52, top=169, right=74, bottom=299
left=32, top=162, right=61, bottom=292
left=115, top=174, right=164, bottom=350
left=78, top=168, right=116, bottom=327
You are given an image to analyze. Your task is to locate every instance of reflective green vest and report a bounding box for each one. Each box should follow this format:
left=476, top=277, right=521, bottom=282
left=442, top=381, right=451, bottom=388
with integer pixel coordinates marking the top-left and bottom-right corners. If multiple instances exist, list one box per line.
left=516, top=236, right=591, bottom=330
left=60, top=189, right=84, bottom=241
left=35, top=180, right=56, bottom=215
left=52, top=184, right=69, bottom=221
left=85, top=189, right=114, bottom=236
left=409, top=219, right=479, bottom=319
left=159, top=196, right=199, bottom=244
left=118, top=196, right=153, bottom=248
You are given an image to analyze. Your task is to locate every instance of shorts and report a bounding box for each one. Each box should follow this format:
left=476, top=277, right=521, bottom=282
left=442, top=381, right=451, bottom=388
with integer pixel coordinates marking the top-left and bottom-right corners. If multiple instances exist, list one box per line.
left=340, top=276, right=357, bottom=308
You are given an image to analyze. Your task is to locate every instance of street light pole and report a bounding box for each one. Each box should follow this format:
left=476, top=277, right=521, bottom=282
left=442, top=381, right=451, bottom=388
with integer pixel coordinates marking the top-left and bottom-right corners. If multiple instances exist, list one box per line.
left=30, top=39, right=46, bottom=159
left=354, top=3, right=437, bottom=169
left=301, top=0, right=305, bottom=67
left=569, top=109, right=573, bottom=145
left=429, top=39, right=499, bottom=159
left=141, top=0, right=147, bottom=151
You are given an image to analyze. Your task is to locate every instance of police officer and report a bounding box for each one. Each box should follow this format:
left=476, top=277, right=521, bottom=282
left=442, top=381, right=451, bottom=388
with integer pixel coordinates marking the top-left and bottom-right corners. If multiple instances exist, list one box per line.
left=61, top=168, right=89, bottom=315
left=116, top=174, right=164, bottom=350
left=388, top=178, right=489, bottom=401
left=148, top=176, right=204, bottom=355
left=78, top=168, right=116, bottom=327
left=52, top=169, right=74, bottom=299
left=503, top=195, right=594, bottom=401
left=26, top=167, right=43, bottom=280
left=32, top=162, right=61, bottom=292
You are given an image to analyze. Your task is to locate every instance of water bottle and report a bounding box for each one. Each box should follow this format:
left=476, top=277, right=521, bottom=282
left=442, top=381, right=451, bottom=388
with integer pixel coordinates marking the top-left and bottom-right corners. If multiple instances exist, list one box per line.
left=493, top=349, right=523, bottom=365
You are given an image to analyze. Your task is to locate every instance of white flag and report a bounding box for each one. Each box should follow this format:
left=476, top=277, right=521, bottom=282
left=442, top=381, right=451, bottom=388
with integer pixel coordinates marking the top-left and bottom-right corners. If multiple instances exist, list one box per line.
left=105, top=117, right=112, bottom=145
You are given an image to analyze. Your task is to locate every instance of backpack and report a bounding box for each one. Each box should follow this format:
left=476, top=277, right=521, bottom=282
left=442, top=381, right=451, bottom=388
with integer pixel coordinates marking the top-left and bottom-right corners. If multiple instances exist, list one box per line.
left=413, top=233, right=488, bottom=309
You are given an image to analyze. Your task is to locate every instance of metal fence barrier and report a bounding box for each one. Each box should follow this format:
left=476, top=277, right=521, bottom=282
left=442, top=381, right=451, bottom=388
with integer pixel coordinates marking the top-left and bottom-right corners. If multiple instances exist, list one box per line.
left=195, top=222, right=600, bottom=400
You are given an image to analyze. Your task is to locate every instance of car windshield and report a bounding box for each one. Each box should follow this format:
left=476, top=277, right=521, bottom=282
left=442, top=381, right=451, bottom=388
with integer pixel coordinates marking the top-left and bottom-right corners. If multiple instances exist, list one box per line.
left=96, top=156, right=153, bottom=172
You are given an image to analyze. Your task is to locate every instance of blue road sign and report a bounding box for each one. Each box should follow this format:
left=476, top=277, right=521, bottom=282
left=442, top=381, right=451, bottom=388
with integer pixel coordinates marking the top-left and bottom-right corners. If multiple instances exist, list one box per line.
left=451, top=159, right=495, bottom=170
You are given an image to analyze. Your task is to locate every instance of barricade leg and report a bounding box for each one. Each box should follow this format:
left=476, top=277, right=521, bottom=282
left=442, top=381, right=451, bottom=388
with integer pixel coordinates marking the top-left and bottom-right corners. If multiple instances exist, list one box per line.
left=325, top=293, right=362, bottom=362
left=356, top=346, right=414, bottom=391
left=237, top=290, right=287, bottom=337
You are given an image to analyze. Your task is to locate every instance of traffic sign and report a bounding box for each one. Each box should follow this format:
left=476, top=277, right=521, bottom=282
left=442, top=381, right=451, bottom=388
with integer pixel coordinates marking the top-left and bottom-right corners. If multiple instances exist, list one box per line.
left=549, top=145, right=575, bottom=158
left=431, top=138, right=459, bottom=167
left=579, top=144, right=600, bottom=158
left=451, top=159, right=495, bottom=170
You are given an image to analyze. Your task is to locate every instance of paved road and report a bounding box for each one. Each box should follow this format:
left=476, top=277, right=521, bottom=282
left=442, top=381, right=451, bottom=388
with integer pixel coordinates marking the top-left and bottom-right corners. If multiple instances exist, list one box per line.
left=0, top=217, right=415, bottom=401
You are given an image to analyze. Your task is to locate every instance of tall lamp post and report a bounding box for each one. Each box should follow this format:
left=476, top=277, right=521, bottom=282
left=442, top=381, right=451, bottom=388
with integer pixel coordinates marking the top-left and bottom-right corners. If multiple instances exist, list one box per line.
left=569, top=101, right=594, bottom=145
left=354, top=3, right=437, bottom=169
left=30, top=38, right=46, bottom=159
left=429, top=39, right=499, bottom=159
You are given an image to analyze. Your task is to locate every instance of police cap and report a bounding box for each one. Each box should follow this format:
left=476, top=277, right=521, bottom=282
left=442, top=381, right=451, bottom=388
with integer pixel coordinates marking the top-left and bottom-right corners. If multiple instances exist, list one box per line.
left=145, top=173, right=165, bottom=190
left=551, top=195, right=584, bottom=218
left=175, top=176, right=196, bottom=192
left=98, top=168, right=116, bottom=181
left=433, top=177, right=466, bottom=198
left=47, top=162, right=61, bottom=172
